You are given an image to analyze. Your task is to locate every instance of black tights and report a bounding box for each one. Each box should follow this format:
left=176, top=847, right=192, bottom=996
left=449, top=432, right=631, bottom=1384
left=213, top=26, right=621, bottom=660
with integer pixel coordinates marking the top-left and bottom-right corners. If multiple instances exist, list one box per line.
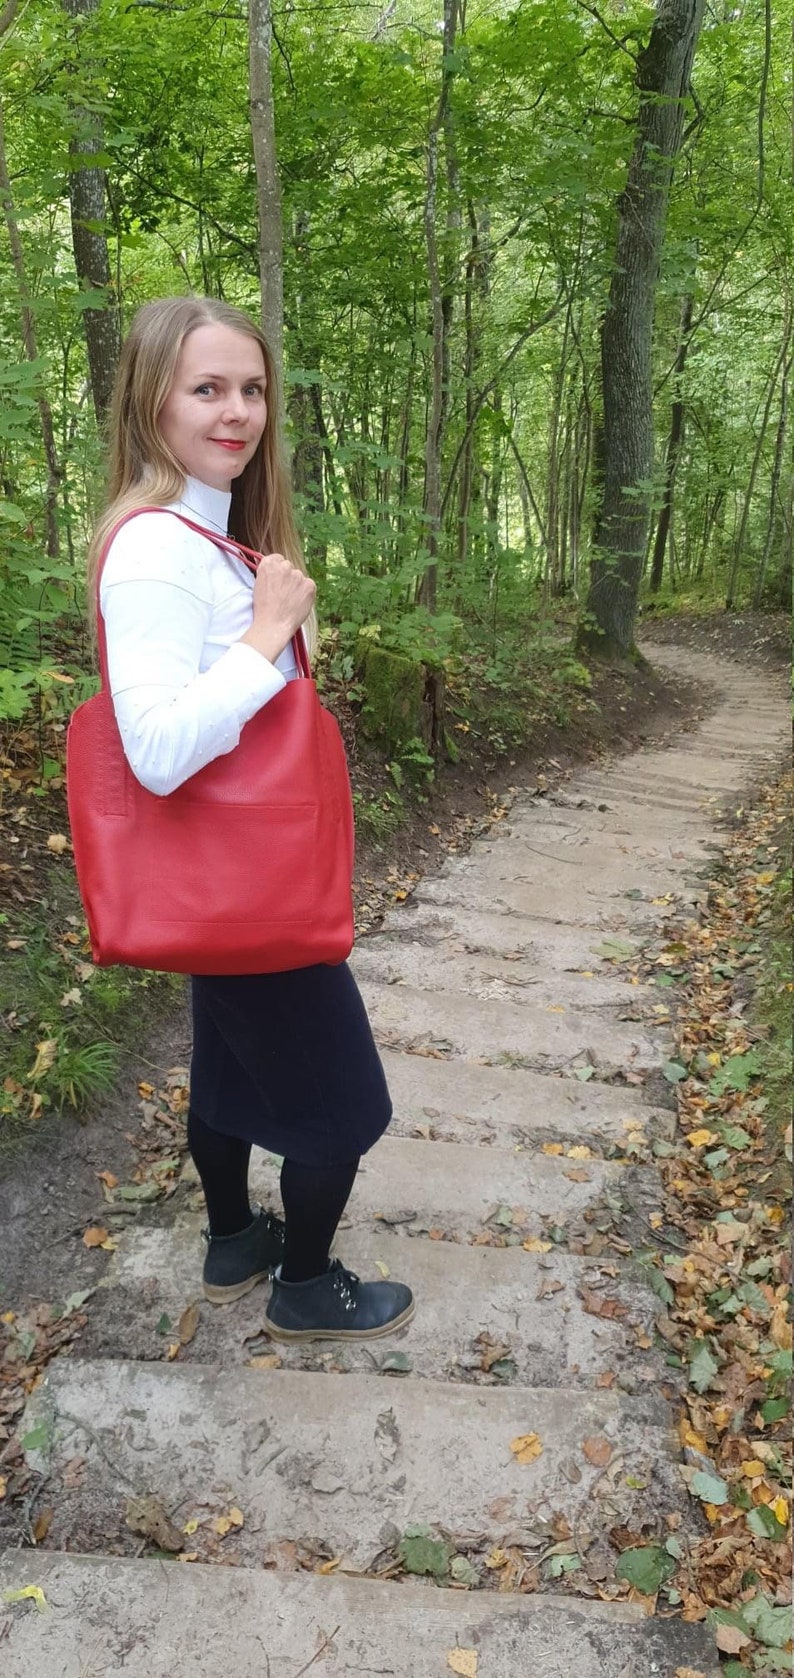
left=187, top=1107, right=359, bottom=1283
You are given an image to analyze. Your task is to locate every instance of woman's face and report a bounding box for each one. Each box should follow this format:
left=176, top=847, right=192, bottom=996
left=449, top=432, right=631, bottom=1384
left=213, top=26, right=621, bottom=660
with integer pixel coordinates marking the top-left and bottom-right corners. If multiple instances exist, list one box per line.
left=159, top=323, right=268, bottom=491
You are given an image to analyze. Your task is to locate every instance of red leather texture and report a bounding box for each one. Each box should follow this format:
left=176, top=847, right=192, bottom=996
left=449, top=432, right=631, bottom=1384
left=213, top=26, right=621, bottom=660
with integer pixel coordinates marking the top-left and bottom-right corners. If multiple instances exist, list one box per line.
left=66, top=509, right=355, bottom=974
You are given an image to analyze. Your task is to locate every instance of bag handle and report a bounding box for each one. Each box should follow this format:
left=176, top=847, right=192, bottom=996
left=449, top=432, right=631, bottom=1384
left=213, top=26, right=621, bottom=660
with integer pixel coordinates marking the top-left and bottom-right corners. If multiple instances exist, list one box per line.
left=94, top=505, right=312, bottom=689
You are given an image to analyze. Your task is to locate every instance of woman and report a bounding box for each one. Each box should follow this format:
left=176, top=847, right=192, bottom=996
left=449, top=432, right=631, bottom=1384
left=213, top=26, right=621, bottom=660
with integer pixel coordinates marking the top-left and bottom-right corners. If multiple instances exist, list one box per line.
left=90, top=295, right=414, bottom=1342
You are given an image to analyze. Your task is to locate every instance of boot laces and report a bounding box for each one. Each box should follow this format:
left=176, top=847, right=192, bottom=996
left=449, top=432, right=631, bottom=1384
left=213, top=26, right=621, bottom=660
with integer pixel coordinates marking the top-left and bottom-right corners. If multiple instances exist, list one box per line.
left=331, top=1265, right=359, bottom=1313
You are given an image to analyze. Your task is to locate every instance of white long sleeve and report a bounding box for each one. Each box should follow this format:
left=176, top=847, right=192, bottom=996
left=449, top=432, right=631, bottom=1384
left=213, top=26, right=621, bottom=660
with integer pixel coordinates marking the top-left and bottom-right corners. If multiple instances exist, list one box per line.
left=99, top=480, right=297, bottom=796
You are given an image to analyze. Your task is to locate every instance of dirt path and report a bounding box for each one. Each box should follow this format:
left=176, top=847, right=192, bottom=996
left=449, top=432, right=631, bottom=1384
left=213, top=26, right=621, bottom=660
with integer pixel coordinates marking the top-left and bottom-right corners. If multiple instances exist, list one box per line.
left=0, top=640, right=788, bottom=1676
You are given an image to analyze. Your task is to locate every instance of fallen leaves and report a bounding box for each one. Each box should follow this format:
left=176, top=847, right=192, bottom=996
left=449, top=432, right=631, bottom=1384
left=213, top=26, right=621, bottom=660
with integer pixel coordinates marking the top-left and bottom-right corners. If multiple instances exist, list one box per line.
left=509, top=1432, right=543, bottom=1465
left=634, top=775, right=792, bottom=1662
left=447, top=1651, right=478, bottom=1677
left=125, top=1494, right=184, bottom=1552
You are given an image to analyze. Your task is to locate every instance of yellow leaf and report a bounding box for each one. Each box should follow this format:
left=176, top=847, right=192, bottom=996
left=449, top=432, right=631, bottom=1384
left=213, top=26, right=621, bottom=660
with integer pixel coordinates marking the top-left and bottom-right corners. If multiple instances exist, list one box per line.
left=183, top=1518, right=200, bottom=1535
left=100, top=1237, right=118, bottom=1252
left=649, top=1212, right=663, bottom=1230
left=772, top=1496, right=789, bottom=1527
left=375, top=1260, right=390, bottom=1278
left=540, top=1142, right=564, bottom=1156
left=177, top=1552, right=200, bottom=1563
left=579, top=971, right=594, bottom=978
left=686, top=1129, right=718, bottom=1148
left=82, top=1226, right=109, bottom=1248
left=706, top=1052, right=721, bottom=1066
left=741, top=1460, right=766, bottom=1478
left=2, top=1585, right=47, bottom=1612
left=1, top=1311, right=15, bottom=1325
left=522, top=1238, right=552, bottom=1253
left=510, top=1432, right=543, bottom=1465
left=547, top=1005, right=566, bottom=1014
left=166, top=1342, right=180, bottom=1360
left=567, top=1145, right=593, bottom=1159
left=247, top=1354, right=282, bottom=1369
left=448, top=1652, right=478, bottom=1678
left=46, top=833, right=69, bottom=854
left=484, top=1547, right=508, bottom=1569
left=0, top=1475, right=6, bottom=1499
left=318, top=1557, right=341, bottom=1574
left=679, top=1419, right=708, bottom=1454
left=703, top=1503, right=722, bottom=1524
left=27, top=1039, right=58, bottom=1081
left=212, top=1506, right=244, bottom=1537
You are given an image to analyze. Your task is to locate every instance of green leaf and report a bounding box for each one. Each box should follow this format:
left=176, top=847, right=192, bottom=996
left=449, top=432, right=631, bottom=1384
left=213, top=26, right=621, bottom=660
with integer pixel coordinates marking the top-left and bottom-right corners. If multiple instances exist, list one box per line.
left=662, top=1060, right=688, bottom=1083
left=688, top=1340, right=719, bottom=1393
left=708, top=1050, right=762, bottom=1095
left=450, top=1554, right=479, bottom=1586
left=690, top=1470, right=730, bottom=1504
left=20, top=1419, right=51, bottom=1455
left=398, top=1528, right=452, bottom=1577
left=156, top=1313, right=172, bottom=1336
left=572, top=1065, right=594, bottom=1081
left=591, top=937, right=635, bottom=962
left=115, top=1182, right=161, bottom=1202
left=548, top=1551, right=582, bottom=1577
left=718, top=1124, right=753, bottom=1149
left=741, top=1593, right=793, bottom=1647
left=614, top=1544, right=676, bottom=1593
left=380, top=1351, right=412, bottom=1375
left=760, top=1397, right=789, bottom=1424
left=746, top=1505, right=789, bottom=1542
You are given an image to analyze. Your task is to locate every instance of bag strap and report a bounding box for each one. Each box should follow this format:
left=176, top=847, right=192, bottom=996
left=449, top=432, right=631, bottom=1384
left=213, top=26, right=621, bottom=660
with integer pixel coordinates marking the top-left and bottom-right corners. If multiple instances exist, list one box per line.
left=94, top=505, right=312, bottom=689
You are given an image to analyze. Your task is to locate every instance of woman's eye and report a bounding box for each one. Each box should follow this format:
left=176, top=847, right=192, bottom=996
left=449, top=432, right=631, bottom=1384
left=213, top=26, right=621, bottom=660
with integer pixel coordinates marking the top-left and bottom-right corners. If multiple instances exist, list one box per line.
left=245, top=385, right=265, bottom=398
left=195, top=384, right=215, bottom=396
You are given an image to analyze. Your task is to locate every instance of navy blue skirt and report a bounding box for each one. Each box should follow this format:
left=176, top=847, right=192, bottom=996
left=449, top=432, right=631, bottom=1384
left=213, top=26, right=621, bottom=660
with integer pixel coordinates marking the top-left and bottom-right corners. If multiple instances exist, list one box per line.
left=189, top=962, right=392, bottom=1166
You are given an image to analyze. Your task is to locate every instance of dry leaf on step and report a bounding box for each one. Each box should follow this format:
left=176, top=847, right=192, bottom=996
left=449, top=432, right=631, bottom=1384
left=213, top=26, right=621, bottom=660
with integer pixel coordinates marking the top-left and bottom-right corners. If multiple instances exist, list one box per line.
left=448, top=1651, right=478, bottom=1677
left=510, top=1432, right=543, bottom=1465
left=582, top=1436, right=612, bottom=1467
left=82, top=1226, right=109, bottom=1248
left=212, top=1506, right=244, bottom=1538
left=178, top=1301, right=200, bottom=1345
left=714, top=1624, right=751, bottom=1654
left=125, top=1494, right=184, bottom=1552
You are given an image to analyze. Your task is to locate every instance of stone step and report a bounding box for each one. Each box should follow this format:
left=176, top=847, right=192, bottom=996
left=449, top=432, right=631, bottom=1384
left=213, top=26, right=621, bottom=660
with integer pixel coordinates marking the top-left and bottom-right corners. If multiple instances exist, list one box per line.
left=351, top=935, right=643, bottom=1010
left=361, top=979, right=664, bottom=1075
left=412, top=871, right=690, bottom=927
left=377, top=1046, right=670, bottom=1148
left=0, top=1552, right=722, bottom=1678
left=98, top=1221, right=651, bottom=1386
left=467, top=827, right=713, bottom=872
left=380, top=899, right=647, bottom=967
left=250, top=1135, right=636, bottom=1240
left=22, top=1360, right=684, bottom=1571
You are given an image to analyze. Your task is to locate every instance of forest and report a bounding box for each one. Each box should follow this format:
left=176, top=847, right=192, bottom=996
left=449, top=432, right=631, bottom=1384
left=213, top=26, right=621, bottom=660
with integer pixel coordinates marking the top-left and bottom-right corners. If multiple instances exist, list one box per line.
left=0, top=0, right=790, bottom=734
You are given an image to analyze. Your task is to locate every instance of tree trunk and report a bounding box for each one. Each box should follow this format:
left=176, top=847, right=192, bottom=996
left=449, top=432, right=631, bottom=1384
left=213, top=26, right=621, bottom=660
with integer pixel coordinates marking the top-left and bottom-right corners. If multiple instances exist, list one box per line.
left=63, top=0, right=121, bottom=428
left=0, top=87, right=61, bottom=556
left=418, top=0, right=458, bottom=614
left=582, top=0, right=704, bottom=656
left=649, top=290, right=694, bottom=592
left=249, top=0, right=283, bottom=386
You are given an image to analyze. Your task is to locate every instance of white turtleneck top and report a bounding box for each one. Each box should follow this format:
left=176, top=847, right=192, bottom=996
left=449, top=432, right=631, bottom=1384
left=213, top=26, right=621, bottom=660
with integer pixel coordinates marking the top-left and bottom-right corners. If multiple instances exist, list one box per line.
left=99, top=477, right=299, bottom=797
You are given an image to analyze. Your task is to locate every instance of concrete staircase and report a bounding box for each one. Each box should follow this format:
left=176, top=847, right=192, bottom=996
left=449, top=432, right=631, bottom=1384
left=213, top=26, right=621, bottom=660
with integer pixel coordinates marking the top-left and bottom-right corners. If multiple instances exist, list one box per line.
left=1, top=644, right=787, bottom=1676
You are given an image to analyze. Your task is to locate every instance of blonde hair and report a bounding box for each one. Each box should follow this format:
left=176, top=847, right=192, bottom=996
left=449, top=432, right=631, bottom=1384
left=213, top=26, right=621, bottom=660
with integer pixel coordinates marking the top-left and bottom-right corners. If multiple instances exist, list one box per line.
left=88, top=295, right=316, bottom=649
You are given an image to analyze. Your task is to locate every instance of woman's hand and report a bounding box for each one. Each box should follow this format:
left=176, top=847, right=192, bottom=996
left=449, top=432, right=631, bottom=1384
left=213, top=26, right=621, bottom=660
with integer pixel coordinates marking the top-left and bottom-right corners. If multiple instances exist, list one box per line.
left=240, top=553, right=316, bottom=664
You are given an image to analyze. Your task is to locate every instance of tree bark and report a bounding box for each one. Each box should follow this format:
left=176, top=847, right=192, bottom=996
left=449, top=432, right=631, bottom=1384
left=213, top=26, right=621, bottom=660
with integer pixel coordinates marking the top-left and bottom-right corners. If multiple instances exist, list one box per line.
left=63, top=0, right=120, bottom=427
left=419, top=0, right=458, bottom=614
left=582, top=0, right=704, bottom=656
left=649, top=290, right=694, bottom=592
left=249, top=0, right=283, bottom=385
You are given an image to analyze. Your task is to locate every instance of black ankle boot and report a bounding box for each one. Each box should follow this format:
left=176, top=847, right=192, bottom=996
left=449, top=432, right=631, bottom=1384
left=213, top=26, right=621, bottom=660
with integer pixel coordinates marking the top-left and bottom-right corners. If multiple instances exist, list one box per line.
left=265, top=1257, right=415, bottom=1342
left=202, top=1205, right=285, bottom=1304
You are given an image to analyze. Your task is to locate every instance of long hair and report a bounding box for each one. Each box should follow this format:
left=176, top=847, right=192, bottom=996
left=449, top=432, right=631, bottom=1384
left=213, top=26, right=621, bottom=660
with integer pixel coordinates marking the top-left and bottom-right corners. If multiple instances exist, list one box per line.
left=87, top=296, right=316, bottom=648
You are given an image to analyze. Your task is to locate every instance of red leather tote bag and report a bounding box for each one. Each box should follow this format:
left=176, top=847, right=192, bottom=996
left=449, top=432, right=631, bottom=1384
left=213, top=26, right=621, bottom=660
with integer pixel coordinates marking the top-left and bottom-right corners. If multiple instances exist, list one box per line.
left=67, top=510, right=355, bottom=975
